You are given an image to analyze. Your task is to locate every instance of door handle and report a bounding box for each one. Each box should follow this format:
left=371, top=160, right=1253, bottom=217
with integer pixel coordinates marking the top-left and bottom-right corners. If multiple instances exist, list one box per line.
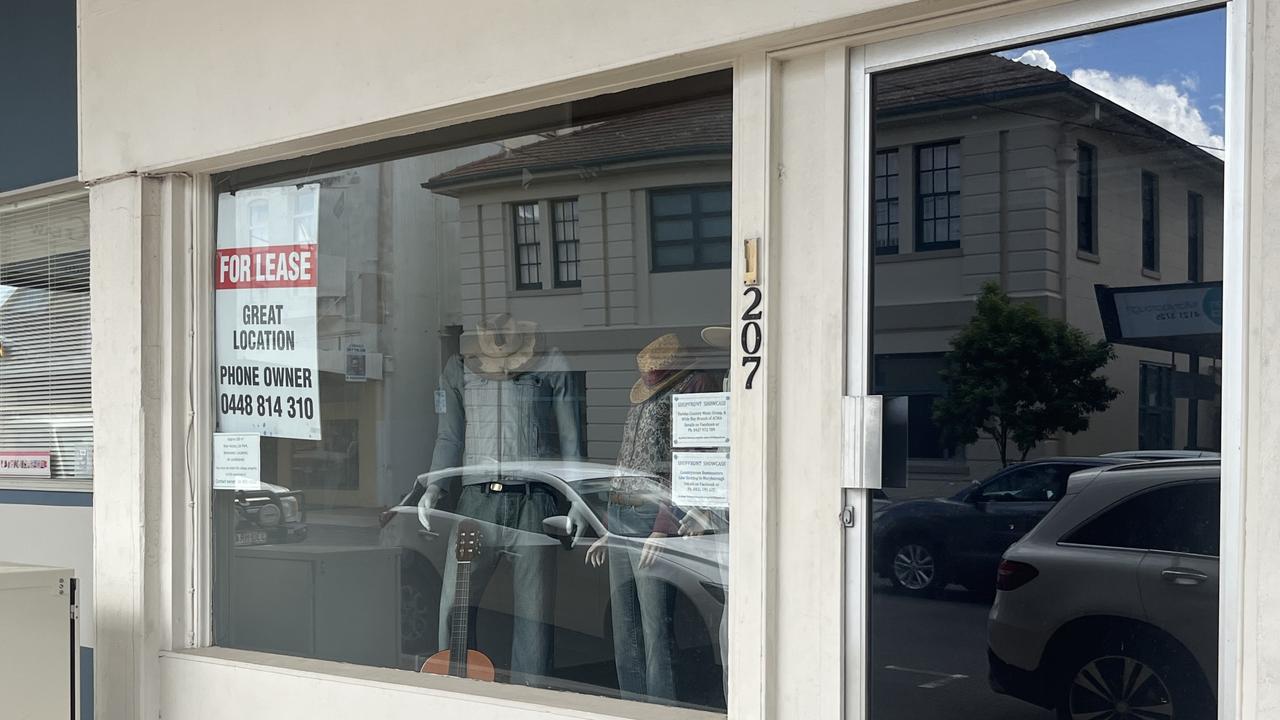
left=1161, top=568, right=1208, bottom=585
left=417, top=529, right=440, bottom=539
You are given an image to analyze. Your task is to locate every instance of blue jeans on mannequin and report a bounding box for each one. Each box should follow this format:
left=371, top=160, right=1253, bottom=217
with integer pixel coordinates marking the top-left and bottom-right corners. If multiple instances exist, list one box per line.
left=438, top=484, right=556, bottom=686
left=607, top=502, right=676, bottom=703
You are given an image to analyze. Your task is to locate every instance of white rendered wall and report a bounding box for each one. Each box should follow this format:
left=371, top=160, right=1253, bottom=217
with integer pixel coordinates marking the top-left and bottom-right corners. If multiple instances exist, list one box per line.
left=76, top=0, right=986, bottom=181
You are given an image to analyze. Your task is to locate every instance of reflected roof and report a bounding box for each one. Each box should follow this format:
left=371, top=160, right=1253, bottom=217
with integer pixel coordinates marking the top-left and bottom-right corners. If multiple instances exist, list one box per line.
left=423, top=94, right=731, bottom=192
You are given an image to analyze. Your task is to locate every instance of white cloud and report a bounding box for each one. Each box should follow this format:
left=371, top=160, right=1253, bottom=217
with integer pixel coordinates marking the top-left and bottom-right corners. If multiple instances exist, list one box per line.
left=1003, top=48, right=1224, bottom=156
left=1068, top=68, right=1225, bottom=156
left=1009, top=49, right=1057, bottom=72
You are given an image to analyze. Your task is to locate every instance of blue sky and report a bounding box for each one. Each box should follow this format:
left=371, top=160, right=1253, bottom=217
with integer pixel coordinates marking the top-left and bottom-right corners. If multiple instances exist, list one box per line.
left=998, top=9, right=1227, bottom=153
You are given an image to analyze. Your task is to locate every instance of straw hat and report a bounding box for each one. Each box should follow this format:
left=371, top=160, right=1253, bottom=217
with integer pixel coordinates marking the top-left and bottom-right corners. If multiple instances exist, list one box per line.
left=630, top=333, right=697, bottom=404
left=463, top=314, right=539, bottom=378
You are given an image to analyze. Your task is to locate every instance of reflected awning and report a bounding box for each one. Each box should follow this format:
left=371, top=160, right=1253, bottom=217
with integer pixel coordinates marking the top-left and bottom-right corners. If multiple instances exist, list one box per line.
left=1095, top=282, right=1223, bottom=358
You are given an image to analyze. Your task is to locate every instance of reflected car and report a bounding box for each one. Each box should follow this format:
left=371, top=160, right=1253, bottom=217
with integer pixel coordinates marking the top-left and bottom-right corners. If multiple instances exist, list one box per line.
left=872, top=457, right=1131, bottom=596
left=379, top=461, right=727, bottom=701
left=988, top=460, right=1218, bottom=719
left=234, top=482, right=308, bottom=546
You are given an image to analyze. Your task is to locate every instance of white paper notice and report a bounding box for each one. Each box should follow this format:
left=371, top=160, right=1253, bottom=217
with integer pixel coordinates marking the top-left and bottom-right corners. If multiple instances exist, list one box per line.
left=215, top=185, right=322, bottom=440
left=213, top=433, right=262, bottom=490
left=672, top=451, right=730, bottom=508
left=672, top=392, right=731, bottom=447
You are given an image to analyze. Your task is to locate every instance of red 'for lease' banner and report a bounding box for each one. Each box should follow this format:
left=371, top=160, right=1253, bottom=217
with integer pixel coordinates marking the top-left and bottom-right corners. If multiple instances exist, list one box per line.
left=215, top=244, right=317, bottom=289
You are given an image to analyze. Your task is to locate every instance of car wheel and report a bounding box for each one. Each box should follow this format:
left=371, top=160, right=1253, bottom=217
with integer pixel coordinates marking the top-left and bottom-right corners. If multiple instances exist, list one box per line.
left=400, top=555, right=436, bottom=653
left=888, top=540, right=944, bottom=596
left=1055, top=633, right=1214, bottom=720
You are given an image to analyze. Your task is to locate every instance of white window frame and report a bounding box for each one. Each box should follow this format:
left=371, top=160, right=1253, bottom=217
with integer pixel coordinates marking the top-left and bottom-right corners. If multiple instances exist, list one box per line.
left=841, top=2, right=1246, bottom=719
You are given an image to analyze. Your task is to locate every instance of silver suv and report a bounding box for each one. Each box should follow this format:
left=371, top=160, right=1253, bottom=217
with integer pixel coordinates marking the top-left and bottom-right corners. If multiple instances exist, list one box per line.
left=987, top=460, right=1218, bottom=719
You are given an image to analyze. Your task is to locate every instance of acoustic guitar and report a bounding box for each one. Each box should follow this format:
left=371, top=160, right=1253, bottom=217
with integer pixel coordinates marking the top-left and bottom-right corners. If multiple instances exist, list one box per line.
left=421, top=519, right=496, bottom=680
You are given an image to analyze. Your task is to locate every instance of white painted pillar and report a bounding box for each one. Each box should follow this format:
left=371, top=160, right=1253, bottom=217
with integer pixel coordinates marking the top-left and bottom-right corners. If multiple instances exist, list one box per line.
left=91, top=174, right=193, bottom=719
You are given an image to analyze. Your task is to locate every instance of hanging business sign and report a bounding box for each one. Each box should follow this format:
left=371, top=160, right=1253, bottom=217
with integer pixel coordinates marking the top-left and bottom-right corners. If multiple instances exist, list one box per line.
left=215, top=185, right=322, bottom=440
left=1095, top=282, right=1223, bottom=358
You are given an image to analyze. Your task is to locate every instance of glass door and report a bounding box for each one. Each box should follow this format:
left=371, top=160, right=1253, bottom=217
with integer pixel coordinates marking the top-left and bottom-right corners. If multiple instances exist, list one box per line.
left=852, top=7, right=1228, bottom=719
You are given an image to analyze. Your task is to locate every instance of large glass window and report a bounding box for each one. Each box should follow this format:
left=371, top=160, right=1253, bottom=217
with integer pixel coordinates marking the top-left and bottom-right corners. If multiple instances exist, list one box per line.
left=868, top=11, right=1225, bottom=720
left=211, top=79, right=732, bottom=711
left=0, top=194, right=92, bottom=488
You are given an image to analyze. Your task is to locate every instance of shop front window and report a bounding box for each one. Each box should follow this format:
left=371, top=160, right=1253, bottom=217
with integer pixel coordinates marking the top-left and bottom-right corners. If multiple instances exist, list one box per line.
left=868, top=10, right=1225, bottom=720
left=211, top=78, right=732, bottom=711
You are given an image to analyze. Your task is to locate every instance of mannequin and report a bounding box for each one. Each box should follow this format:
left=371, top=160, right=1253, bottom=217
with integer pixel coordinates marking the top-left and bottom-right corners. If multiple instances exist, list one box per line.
left=419, top=313, right=583, bottom=686
left=586, top=333, right=717, bottom=702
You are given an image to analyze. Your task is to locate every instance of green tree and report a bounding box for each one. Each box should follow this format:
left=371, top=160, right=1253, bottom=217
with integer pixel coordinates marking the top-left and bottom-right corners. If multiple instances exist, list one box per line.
left=933, top=282, right=1120, bottom=466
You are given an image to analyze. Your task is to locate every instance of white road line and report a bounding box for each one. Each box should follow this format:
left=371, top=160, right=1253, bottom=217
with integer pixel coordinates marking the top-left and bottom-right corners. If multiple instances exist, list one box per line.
left=883, top=665, right=970, bottom=689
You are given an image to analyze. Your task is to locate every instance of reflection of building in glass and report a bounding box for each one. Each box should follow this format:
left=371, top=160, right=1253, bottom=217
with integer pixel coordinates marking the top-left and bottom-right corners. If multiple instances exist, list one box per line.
left=872, top=54, right=1224, bottom=489
left=424, top=95, right=733, bottom=468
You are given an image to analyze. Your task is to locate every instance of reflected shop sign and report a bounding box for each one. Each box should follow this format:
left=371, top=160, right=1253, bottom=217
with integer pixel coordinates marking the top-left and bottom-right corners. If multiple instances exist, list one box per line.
left=1095, top=282, right=1224, bottom=358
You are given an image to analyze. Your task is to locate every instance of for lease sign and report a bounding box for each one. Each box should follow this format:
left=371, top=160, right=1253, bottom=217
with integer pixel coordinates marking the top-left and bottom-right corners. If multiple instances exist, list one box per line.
left=215, top=185, right=322, bottom=440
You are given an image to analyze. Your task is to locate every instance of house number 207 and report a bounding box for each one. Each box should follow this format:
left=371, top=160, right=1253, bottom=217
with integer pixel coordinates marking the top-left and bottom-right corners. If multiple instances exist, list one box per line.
left=741, top=286, right=763, bottom=389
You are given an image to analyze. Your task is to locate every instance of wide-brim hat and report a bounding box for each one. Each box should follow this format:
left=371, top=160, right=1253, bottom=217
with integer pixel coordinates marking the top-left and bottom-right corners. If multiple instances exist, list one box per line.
left=630, top=333, right=697, bottom=404
left=463, top=314, right=539, bottom=377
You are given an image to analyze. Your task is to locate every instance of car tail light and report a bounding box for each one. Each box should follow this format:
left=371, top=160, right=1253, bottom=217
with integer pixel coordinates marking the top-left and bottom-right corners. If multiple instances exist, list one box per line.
left=996, top=560, right=1039, bottom=591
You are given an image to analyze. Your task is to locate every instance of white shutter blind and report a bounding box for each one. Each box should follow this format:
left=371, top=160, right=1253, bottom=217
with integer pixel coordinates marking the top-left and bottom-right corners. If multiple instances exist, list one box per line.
left=0, top=193, right=91, bottom=487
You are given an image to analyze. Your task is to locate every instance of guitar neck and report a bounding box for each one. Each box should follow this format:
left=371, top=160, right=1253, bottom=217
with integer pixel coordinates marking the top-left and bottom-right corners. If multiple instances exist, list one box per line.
left=448, top=560, right=472, bottom=678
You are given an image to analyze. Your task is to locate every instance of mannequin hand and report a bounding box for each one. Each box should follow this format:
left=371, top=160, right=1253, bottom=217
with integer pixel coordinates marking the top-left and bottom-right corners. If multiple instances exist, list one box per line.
left=640, top=532, right=668, bottom=568
left=417, top=485, right=442, bottom=534
left=585, top=536, right=608, bottom=567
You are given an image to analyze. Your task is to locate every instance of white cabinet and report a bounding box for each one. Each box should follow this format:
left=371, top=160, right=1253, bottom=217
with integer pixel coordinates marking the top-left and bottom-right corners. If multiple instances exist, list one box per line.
left=0, top=562, right=78, bottom=720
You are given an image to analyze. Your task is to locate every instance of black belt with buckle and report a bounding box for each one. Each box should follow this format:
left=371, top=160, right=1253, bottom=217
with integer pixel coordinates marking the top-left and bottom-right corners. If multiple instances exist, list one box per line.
left=482, top=481, right=530, bottom=494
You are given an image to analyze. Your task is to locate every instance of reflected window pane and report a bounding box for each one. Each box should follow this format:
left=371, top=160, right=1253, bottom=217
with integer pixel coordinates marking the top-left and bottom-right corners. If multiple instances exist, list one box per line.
left=650, top=185, right=731, bottom=271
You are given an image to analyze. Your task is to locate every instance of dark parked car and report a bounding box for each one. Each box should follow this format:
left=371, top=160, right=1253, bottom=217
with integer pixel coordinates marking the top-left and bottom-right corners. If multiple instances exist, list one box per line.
left=234, top=482, right=307, bottom=546
left=872, top=457, right=1132, bottom=596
